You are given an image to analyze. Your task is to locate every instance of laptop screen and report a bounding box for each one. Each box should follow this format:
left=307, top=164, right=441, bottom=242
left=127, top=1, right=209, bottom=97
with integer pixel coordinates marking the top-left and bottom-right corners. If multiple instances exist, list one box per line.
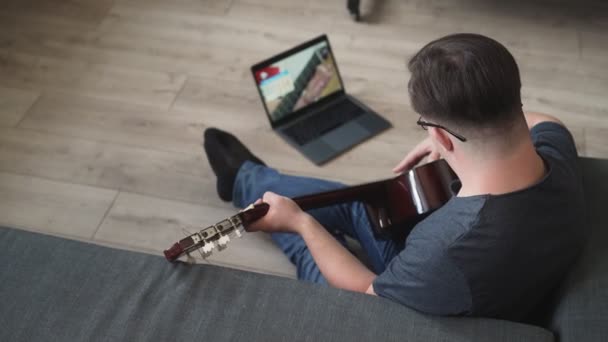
left=253, top=39, right=343, bottom=123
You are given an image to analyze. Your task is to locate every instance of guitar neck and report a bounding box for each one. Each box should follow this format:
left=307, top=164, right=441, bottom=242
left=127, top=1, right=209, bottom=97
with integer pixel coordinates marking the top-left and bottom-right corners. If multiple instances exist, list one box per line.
left=292, top=178, right=395, bottom=211
left=164, top=203, right=270, bottom=261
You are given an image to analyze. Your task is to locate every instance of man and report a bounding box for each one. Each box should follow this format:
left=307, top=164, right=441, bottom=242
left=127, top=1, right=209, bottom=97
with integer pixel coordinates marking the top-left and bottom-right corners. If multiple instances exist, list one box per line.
left=203, top=33, right=586, bottom=321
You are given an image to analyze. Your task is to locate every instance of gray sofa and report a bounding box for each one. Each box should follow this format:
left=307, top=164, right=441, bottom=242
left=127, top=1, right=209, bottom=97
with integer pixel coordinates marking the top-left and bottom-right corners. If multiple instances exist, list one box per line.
left=1, top=157, right=606, bottom=341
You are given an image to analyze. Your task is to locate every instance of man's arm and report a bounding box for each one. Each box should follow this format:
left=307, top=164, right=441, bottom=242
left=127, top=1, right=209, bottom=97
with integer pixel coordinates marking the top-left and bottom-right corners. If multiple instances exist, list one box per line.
left=524, top=111, right=579, bottom=166
left=298, top=214, right=377, bottom=293
left=524, top=111, right=564, bottom=129
left=245, top=192, right=377, bottom=294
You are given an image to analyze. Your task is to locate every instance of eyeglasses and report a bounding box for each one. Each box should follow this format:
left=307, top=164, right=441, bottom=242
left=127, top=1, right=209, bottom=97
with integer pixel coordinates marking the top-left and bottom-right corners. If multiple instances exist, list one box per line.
left=416, top=116, right=467, bottom=142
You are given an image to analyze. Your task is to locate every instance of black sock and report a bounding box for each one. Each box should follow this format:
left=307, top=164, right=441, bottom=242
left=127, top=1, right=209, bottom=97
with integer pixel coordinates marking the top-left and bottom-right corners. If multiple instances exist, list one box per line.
left=203, top=128, right=265, bottom=202
left=216, top=169, right=237, bottom=202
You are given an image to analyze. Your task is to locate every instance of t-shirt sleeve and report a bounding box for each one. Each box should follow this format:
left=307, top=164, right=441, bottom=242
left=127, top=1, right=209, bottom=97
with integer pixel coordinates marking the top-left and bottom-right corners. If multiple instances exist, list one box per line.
left=530, top=122, right=578, bottom=163
left=372, top=234, right=471, bottom=315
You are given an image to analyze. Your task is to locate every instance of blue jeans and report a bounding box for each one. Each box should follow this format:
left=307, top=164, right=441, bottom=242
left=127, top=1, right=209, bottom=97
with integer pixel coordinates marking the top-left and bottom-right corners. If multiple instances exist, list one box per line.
left=232, top=161, right=401, bottom=284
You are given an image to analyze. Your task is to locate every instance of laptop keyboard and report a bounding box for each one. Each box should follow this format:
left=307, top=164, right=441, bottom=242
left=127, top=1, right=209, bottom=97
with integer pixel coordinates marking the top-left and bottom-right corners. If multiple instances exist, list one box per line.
left=283, top=100, right=365, bottom=146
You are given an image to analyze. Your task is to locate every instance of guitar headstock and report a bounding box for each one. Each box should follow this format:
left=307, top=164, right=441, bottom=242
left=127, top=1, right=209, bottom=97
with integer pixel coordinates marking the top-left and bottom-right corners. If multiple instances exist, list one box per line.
left=163, top=203, right=269, bottom=262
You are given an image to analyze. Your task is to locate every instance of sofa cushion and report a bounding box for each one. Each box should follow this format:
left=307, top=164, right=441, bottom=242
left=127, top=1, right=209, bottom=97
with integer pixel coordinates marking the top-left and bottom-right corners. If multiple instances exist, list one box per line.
left=547, top=157, right=608, bottom=341
left=0, top=226, right=552, bottom=341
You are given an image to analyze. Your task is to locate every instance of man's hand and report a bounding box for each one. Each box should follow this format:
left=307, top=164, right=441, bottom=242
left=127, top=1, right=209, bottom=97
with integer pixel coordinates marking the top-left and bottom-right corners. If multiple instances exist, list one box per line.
left=393, top=136, right=441, bottom=173
left=245, top=191, right=310, bottom=234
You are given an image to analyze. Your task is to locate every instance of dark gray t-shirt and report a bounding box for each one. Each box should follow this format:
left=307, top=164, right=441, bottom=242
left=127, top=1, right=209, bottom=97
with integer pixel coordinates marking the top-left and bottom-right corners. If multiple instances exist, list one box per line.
left=373, top=122, right=586, bottom=321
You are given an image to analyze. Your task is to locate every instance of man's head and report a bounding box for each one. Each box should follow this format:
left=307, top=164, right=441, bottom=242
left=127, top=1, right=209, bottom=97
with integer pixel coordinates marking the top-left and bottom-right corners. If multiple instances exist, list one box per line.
left=408, top=33, right=525, bottom=145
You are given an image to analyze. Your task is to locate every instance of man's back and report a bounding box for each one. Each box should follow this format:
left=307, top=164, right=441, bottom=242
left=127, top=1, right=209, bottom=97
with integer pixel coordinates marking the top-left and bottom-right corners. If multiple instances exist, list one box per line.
left=373, top=122, right=586, bottom=321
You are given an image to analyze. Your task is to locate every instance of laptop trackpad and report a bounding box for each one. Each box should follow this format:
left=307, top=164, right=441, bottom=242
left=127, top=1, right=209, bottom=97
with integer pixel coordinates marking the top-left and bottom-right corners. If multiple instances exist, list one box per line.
left=322, top=122, right=369, bottom=151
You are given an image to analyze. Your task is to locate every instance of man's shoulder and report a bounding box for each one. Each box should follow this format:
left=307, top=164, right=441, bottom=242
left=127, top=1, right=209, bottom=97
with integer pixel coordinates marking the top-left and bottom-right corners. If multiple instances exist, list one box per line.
left=408, top=196, right=488, bottom=248
left=373, top=198, right=480, bottom=315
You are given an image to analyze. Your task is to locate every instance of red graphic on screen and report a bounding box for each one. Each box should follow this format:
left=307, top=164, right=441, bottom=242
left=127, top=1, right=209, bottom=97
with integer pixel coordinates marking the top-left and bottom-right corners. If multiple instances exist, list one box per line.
left=255, top=66, right=281, bottom=84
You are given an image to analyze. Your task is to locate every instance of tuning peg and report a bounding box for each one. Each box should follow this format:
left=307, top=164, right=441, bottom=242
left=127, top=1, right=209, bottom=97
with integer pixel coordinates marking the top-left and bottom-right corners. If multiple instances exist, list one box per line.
left=217, top=235, right=229, bottom=250
left=202, top=241, right=215, bottom=254
left=218, top=235, right=230, bottom=247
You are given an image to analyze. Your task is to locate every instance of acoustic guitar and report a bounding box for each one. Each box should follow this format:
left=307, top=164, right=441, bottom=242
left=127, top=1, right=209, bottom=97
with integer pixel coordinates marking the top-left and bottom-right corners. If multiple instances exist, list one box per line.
left=164, top=159, right=459, bottom=262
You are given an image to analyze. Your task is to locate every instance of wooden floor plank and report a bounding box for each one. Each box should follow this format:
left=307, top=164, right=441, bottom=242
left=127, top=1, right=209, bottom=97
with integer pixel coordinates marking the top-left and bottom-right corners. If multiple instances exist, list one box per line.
left=18, top=90, right=415, bottom=185
left=228, top=0, right=344, bottom=29
left=2, top=0, right=114, bottom=27
left=0, top=51, right=186, bottom=109
left=115, top=0, right=234, bottom=16
left=233, top=0, right=582, bottom=59
left=18, top=93, right=205, bottom=155
left=0, top=127, right=217, bottom=205
left=101, top=3, right=351, bottom=53
left=94, top=191, right=296, bottom=277
left=0, top=86, right=39, bottom=127
left=0, top=171, right=117, bottom=238
left=522, top=85, right=608, bottom=130
left=580, top=28, right=608, bottom=66
left=585, top=127, right=608, bottom=159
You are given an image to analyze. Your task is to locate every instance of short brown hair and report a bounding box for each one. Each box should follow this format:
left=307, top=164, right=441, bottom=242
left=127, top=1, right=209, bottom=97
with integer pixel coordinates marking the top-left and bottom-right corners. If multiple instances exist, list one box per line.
left=408, top=33, right=522, bottom=129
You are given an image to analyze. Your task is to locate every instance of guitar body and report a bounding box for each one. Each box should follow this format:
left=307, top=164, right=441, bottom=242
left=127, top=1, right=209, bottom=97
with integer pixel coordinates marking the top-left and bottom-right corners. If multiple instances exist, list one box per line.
left=367, top=160, right=458, bottom=240
left=292, top=159, right=459, bottom=241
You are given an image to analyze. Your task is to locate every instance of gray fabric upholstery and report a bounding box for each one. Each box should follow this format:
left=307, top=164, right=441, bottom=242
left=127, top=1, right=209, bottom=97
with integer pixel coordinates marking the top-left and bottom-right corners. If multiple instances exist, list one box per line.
left=547, top=157, right=608, bottom=341
left=0, top=227, right=552, bottom=341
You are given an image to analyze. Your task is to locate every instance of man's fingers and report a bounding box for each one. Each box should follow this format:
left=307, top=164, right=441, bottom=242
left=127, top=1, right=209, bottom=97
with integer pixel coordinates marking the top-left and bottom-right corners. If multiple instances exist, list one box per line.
left=392, top=137, right=441, bottom=173
left=428, top=150, right=441, bottom=162
left=393, top=148, right=430, bottom=173
left=392, top=158, right=413, bottom=174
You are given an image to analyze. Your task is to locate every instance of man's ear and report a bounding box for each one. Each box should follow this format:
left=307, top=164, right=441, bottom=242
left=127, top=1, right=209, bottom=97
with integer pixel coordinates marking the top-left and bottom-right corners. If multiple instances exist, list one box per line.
left=429, top=127, right=454, bottom=152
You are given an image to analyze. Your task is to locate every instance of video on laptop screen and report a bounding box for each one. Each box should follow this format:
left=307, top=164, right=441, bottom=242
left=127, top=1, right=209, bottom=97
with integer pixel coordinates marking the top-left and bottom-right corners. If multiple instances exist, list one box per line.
left=254, top=40, right=343, bottom=122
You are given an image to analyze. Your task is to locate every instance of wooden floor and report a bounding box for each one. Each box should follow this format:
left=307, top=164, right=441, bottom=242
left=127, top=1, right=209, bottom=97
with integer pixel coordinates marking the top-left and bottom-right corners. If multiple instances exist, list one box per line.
left=1, top=0, right=607, bottom=276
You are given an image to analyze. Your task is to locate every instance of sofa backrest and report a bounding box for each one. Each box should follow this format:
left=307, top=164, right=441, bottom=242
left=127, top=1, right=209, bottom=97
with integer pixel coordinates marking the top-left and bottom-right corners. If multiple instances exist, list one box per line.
left=545, top=157, right=608, bottom=341
left=0, top=226, right=553, bottom=341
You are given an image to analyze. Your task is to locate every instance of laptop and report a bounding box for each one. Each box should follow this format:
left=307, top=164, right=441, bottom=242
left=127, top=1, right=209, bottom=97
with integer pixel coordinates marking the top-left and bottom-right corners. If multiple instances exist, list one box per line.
left=251, top=34, right=392, bottom=165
